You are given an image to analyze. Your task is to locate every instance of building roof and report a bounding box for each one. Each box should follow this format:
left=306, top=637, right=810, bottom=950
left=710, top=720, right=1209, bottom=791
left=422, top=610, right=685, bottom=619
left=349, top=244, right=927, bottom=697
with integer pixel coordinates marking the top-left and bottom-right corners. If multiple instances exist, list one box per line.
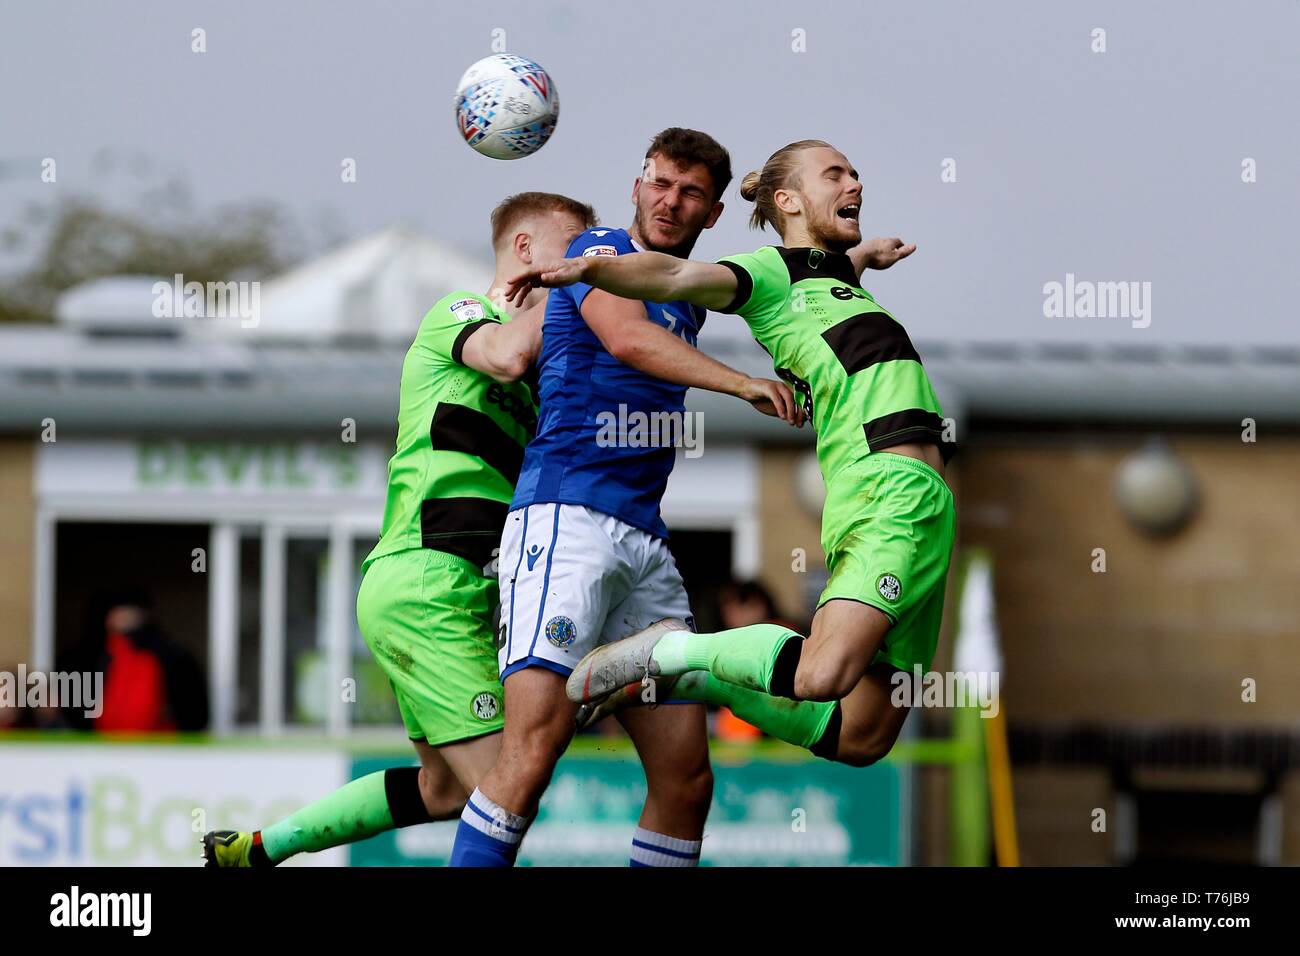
left=3, top=329, right=1294, bottom=439
left=232, top=226, right=493, bottom=344
left=1, top=228, right=1295, bottom=438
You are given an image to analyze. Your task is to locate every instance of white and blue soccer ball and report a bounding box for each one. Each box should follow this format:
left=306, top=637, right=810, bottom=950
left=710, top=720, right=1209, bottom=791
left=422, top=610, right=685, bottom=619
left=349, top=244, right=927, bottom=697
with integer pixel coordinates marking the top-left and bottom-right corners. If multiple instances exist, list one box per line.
left=454, top=54, right=559, bottom=160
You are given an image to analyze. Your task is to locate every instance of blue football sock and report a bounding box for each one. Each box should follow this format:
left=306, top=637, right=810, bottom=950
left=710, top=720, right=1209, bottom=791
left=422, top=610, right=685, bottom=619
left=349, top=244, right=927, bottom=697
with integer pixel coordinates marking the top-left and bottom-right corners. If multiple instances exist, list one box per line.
left=449, top=788, right=530, bottom=867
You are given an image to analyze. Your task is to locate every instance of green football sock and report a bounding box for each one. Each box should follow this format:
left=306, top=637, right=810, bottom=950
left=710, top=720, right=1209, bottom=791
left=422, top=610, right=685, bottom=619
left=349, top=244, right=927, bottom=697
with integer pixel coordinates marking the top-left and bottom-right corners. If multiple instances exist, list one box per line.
left=260, top=768, right=439, bottom=863
left=671, top=671, right=838, bottom=751
left=651, top=623, right=800, bottom=693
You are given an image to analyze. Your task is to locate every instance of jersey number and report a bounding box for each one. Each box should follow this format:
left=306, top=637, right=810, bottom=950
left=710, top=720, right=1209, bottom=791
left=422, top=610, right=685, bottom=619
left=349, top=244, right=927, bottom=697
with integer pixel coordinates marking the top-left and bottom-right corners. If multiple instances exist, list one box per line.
left=661, top=309, right=695, bottom=344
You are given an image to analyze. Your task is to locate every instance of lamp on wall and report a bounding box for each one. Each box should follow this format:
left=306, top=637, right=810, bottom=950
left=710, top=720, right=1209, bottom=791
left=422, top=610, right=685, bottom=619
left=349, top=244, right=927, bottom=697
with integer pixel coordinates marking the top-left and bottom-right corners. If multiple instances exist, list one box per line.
left=1113, top=439, right=1199, bottom=536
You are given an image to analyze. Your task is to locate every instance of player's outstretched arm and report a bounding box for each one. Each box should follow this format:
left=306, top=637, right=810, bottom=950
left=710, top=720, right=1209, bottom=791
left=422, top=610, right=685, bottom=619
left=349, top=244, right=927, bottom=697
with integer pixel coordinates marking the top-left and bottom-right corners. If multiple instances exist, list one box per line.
left=579, top=290, right=803, bottom=426
left=849, top=236, right=917, bottom=277
left=584, top=252, right=739, bottom=310
left=457, top=298, right=544, bottom=383
left=506, top=252, right=738, bottom=311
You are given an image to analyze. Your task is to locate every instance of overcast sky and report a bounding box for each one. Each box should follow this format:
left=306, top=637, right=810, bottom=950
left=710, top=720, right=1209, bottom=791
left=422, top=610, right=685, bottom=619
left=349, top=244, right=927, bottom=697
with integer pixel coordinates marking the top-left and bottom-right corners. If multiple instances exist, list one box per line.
left=2, top=0, right=1298, bottom=346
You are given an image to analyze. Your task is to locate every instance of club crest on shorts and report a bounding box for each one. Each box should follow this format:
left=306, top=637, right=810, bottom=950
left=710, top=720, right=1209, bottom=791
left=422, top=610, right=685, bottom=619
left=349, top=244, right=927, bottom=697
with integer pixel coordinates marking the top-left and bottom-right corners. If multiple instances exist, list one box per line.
left=545, top=615, right=577, bottom=648
left=471, top=692, right=500, bottom=721
left=876, top=573, right=902, bottom=603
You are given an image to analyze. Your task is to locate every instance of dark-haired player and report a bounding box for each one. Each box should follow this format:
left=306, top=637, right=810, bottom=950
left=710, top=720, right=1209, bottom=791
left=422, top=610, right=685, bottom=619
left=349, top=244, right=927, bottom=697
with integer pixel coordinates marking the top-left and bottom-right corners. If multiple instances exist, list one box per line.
left=450, top=128, right=803, bottom=868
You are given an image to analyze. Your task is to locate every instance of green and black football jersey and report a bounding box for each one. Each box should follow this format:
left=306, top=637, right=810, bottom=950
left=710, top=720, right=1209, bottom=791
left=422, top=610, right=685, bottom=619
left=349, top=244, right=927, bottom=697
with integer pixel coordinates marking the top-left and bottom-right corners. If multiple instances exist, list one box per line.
left=364, top=291, right=536, bottom=572
left=717, top=246, right=950, bottom=486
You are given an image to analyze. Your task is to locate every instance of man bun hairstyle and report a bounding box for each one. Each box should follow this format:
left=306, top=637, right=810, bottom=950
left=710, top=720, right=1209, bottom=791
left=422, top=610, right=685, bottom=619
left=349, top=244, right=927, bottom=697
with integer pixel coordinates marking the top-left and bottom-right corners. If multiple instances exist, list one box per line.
left=740, top=139, right=831, bottom=231
left=644, top=127, right=733, bottom=203
left=490, top=191, right=597, bottom=249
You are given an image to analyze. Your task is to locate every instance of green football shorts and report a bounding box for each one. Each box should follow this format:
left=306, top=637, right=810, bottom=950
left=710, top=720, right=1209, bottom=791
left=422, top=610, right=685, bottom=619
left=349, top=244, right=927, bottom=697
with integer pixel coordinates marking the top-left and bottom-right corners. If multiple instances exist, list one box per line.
left=819, top=451, right=956, bottom=673
left=356, top=548, right=504, bottom=747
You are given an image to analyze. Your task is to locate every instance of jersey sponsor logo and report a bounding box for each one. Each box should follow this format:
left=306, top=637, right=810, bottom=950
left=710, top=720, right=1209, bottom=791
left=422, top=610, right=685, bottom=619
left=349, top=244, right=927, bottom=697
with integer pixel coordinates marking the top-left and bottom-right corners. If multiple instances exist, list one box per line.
left=877, top=573, right=902, bottom=603
left=471, top=691, right=500, bottom=721
left=545, top=615, right=577, bottom=648
left=449, top=298, right=485, bottom=322
left=582, top=245, right=618, bottom=258
left=829, top=286, right=869, bottom=301
left=485, top=382, right=537, bottom=432
left=526, top=544, right=545, bottom=571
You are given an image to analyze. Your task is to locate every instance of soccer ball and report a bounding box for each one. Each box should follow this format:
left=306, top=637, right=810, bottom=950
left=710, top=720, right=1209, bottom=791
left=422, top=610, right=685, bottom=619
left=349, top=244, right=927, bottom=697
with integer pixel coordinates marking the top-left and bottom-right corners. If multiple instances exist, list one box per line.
left=454, top=54, right=559, bottom=160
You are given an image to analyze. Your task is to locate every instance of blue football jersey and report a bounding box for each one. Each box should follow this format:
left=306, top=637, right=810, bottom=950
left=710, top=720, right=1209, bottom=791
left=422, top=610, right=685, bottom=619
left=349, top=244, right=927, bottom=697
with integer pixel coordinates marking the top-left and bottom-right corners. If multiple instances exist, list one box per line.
left=510, top=227, right=706, bottom=539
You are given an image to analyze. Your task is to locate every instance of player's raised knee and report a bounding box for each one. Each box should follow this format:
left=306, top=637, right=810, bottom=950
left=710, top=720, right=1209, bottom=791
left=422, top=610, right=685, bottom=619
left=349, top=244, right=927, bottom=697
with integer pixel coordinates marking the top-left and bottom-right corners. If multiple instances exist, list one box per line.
left=835, top=740, right=889, bottom=768
left=418, top=766, right=468, bottom=819
left=834, top=727, right=901, bottom=768
left=793, top=658, right=858, bottom=702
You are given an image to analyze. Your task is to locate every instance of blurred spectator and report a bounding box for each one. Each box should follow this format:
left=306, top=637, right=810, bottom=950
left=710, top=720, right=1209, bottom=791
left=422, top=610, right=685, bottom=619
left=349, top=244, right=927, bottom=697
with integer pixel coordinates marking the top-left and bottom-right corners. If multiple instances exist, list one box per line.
left=712, top=579, right=801, bottom=742
left=718, top=579, right=792, bottom=631
left=65, top=587, right=209, bottom=732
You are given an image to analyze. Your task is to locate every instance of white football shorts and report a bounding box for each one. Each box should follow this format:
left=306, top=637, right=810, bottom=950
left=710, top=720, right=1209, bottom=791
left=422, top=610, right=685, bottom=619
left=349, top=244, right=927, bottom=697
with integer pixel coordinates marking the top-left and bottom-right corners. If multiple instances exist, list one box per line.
left=496, top=503, right=694, bottom=681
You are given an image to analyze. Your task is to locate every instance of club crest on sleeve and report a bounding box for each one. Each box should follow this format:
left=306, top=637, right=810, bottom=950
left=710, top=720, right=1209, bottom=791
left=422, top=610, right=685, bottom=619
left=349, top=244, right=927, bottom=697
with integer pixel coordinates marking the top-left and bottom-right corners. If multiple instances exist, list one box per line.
left=545, top=615, right=577, bottom=648
left=449, top=297, right=485, bottom=321
left=876, top=573, right=902, bottom=603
